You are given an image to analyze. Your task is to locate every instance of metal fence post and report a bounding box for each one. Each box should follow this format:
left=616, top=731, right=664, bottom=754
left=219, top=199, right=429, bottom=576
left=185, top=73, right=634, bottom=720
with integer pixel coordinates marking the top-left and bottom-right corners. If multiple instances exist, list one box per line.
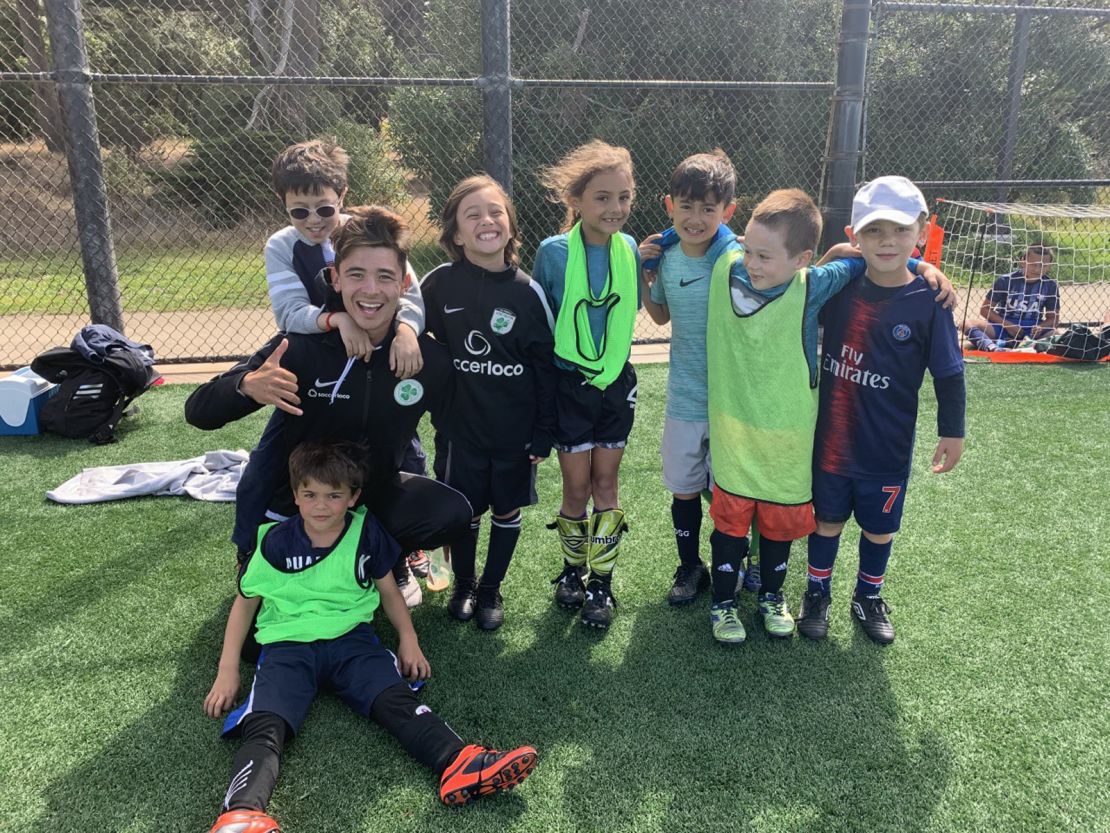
left=820, top=0, right=870, bottom=250
left=42, top=0, right=124, bottom=332
left=995, top=0, right=1033, bottom=203
left=480, top=0, right=513, bottom=196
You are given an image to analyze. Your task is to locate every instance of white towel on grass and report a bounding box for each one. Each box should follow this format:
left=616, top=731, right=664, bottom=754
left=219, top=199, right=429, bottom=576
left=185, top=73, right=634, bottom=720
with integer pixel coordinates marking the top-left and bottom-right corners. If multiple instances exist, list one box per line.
left=47, top=450, right=248, bottom=504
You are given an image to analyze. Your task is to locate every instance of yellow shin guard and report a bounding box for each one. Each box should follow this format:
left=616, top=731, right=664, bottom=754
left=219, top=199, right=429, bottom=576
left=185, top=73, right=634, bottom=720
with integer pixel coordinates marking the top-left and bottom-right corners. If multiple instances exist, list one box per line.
left=587, top=508, right=628, bottom=577
left=547, top=514, right=589, bottom=568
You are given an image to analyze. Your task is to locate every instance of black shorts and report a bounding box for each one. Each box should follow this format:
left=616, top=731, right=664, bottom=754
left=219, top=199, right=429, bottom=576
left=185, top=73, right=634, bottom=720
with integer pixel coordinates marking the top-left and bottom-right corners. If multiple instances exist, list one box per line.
left=553, top=362, right=637, bottom=453
left=433, top=435, right=538, bottom=516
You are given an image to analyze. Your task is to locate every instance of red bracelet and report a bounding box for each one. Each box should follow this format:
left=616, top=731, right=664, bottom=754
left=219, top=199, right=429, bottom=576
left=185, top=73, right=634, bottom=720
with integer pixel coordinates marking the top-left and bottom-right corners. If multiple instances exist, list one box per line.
left=324, top=312, right=335, bottom=331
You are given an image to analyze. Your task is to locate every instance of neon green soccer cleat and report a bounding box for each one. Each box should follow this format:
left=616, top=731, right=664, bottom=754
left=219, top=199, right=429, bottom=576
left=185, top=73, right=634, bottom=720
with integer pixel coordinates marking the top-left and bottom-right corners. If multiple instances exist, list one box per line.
left=710, top=601, right=747, bottom=645
left=757, top=592, right=795, bottom=638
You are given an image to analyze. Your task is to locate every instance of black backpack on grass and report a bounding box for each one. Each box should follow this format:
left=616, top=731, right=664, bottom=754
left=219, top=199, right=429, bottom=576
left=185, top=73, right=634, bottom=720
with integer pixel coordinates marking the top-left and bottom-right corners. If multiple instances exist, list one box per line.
left=1035, top=323, right=1110, bottom=362
left=31, top=329, right=160, bottom=444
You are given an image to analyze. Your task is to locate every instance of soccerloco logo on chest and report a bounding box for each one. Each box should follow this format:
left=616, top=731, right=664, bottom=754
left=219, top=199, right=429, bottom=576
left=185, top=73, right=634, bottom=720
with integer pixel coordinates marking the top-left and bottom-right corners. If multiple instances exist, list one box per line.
left=491, top=308, right=516, bottom=335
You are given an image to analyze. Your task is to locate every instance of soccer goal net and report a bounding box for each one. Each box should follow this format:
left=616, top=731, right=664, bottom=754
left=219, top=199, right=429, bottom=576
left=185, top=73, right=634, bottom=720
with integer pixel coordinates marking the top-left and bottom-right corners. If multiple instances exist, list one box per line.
left=930, top=200, right=1110, bottom=352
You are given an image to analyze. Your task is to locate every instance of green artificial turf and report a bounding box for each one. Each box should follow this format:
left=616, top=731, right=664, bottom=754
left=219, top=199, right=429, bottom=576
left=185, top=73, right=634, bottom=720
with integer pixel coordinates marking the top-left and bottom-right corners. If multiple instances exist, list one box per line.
left=0, top=363, right=1107, bottom=833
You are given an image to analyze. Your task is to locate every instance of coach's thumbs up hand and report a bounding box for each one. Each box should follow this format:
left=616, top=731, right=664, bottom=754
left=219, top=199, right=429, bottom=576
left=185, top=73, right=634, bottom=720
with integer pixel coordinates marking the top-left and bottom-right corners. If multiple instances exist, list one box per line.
left=240, top=338, right=303, bottom=416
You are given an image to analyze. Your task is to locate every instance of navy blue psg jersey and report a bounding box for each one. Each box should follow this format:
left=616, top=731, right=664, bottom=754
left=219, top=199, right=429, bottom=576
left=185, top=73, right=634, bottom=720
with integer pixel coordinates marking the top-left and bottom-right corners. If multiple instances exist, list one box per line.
left=815, top=275, right=963, bottom=480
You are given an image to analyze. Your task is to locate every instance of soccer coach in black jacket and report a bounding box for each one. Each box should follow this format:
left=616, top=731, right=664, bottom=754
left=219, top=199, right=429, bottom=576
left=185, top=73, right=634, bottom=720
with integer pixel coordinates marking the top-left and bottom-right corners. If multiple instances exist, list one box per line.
left=186, top=206, right=471, bottom=558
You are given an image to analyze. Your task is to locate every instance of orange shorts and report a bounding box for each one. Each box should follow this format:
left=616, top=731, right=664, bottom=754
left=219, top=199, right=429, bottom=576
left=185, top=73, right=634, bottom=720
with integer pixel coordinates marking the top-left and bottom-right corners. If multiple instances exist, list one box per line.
left=709, top=487, right=816, bottom=541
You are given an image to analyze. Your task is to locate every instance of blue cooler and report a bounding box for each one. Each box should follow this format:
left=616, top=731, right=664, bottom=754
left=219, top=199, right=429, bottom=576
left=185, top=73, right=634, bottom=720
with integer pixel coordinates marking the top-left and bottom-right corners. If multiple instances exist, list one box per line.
left=0, top=367, right=59, bottom=436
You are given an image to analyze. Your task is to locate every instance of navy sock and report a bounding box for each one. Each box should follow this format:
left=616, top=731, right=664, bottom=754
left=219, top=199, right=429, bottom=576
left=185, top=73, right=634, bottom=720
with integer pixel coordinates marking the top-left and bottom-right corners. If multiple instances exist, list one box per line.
left=449, top=518, right=481, bottom=582
left=757, top=536, right=792, bottom=595
left=671, top=496, right=703, bottom=567
left=481, top=511, right=522, bottom=587
left=806, top=532, right=841, bottom=596
left=856, top=534, right=893, bottom=598
left=710, top=529, right=748, bottom=603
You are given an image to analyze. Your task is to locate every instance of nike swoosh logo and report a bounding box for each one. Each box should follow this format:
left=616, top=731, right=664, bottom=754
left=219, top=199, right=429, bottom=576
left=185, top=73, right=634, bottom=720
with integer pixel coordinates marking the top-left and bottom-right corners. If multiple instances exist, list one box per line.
left=314, top=379, right=338, bottom=388
left=679, top=277, right=705, bottom=287
left=444, top=306, right=464, bottom=314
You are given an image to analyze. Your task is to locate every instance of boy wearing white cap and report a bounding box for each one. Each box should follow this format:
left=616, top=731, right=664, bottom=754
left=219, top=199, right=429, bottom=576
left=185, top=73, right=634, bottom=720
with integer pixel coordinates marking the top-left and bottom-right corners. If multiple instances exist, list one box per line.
left=797, top=176, right=966, bottom=645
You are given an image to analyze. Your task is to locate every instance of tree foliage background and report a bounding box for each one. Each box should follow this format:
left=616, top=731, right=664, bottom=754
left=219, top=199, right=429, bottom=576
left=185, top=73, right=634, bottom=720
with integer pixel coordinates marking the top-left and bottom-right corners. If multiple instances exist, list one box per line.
left=0, top=0, right=1106, bottom=243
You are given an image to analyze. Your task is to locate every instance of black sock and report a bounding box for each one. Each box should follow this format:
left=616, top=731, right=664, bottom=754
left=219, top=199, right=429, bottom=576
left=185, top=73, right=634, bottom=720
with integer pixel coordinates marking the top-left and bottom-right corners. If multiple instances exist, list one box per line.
left=710, top=529, right=749, bottom=603
left=671, top=496, right=703, bottom=567
left=370, top=683, right=466, bottom=775
left=481, top=510, right=522, bottom=586
left=757, top=536, right=793, bottom=595
left=222, top=712, right=287, bottom=812
left=449, top=518, right=481, bottom=582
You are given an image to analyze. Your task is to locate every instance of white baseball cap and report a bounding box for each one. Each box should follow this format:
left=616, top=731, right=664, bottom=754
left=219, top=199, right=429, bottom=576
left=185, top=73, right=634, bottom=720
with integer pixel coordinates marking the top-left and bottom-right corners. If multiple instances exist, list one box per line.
left=851, top=176, right=928, bottom=231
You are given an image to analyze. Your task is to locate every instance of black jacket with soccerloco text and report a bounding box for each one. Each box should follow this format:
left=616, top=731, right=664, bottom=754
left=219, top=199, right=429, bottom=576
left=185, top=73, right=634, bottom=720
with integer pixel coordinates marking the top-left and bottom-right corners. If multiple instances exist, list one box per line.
left=184, top=326, right=453, bottom=550
left=421, top=258, right=557, bottom=458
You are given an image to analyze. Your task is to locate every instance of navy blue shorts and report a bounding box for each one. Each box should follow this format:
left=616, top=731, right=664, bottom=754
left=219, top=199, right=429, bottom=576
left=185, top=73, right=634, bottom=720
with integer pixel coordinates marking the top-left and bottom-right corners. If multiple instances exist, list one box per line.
left=433, top=435, right=537, bottom=516
left=222, top=623, right=406, bottom=737
left=984, top=322, right=1033, bottom=348
left=812, top=470, right=909, bottom=535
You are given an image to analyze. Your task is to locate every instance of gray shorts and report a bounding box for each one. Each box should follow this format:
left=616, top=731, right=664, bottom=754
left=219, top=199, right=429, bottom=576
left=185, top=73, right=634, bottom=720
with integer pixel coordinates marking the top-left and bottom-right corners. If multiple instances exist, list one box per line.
left=661, top=417, right=711, bottom=495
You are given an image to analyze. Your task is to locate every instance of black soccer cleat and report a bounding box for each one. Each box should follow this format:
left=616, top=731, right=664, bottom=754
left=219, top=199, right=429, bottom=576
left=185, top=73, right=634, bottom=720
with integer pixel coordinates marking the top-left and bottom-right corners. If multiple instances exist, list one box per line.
left=797, top=590, right=831, bottom=641
left=447, top=577, right=478, bottom=622
left=580, top=577, right=616, bottom=628
left=475, top=584, right=504, bottom=631
left=667, top=562, right=710, bottom=606
left=851, top=594, right=895, bottom=645
left=552, top=563, right=587, bottom=609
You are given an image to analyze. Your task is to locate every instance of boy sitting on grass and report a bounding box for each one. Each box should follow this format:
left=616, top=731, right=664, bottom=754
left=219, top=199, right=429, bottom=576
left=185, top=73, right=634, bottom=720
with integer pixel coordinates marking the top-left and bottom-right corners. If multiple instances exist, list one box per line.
left=203, top=440, right=537, bottom=833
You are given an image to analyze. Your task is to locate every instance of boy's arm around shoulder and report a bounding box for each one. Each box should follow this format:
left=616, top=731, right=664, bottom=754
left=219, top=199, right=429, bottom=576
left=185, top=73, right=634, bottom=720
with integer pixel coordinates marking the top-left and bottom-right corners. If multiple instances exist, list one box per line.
left=806, top=256, right=868, bottom=307
left=640, top=249, right=670, bottom=326
left=809, top=251, right=956, bottom=308
left=264, top=230, right=325, bottom=335
left=395, top=262, right=426, bottom=336
left=389, top=265, right=426, bottom=379
left=185, top=333, right=300, bottom=428
left=203, top=592, right=262, bottom=717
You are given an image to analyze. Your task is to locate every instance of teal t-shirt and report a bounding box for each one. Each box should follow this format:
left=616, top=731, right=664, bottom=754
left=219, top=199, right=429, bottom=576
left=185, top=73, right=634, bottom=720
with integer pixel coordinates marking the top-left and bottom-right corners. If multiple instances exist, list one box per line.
left=533, top=232, right=642, bottom=373
left=651, top=246, right=713, bottom=421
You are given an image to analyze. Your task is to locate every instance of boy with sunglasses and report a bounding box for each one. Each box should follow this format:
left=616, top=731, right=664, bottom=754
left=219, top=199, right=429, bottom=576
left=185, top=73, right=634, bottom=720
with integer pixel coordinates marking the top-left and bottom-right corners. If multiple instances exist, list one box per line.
left=265, top=140, right=431, bottom=604
left=266, top=140, right=424, bottom=375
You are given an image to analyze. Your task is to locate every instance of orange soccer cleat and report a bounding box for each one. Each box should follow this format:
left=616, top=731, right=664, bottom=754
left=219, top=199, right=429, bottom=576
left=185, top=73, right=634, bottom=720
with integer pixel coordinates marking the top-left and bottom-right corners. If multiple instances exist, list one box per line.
left=438, top=744, right=538, bottom=806
left=208, top=809, right=281, bottom=833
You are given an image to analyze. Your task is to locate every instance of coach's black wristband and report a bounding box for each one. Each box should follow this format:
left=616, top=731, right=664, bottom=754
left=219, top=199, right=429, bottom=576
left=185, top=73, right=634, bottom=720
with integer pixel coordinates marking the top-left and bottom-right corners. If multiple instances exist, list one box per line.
left=934, top=372, right=966, bottom=439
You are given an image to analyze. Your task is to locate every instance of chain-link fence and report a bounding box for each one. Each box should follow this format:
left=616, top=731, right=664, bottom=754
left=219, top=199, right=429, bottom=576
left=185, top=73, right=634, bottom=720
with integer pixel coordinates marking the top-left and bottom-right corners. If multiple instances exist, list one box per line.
left=1, top=0, right=1108, bottom=367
